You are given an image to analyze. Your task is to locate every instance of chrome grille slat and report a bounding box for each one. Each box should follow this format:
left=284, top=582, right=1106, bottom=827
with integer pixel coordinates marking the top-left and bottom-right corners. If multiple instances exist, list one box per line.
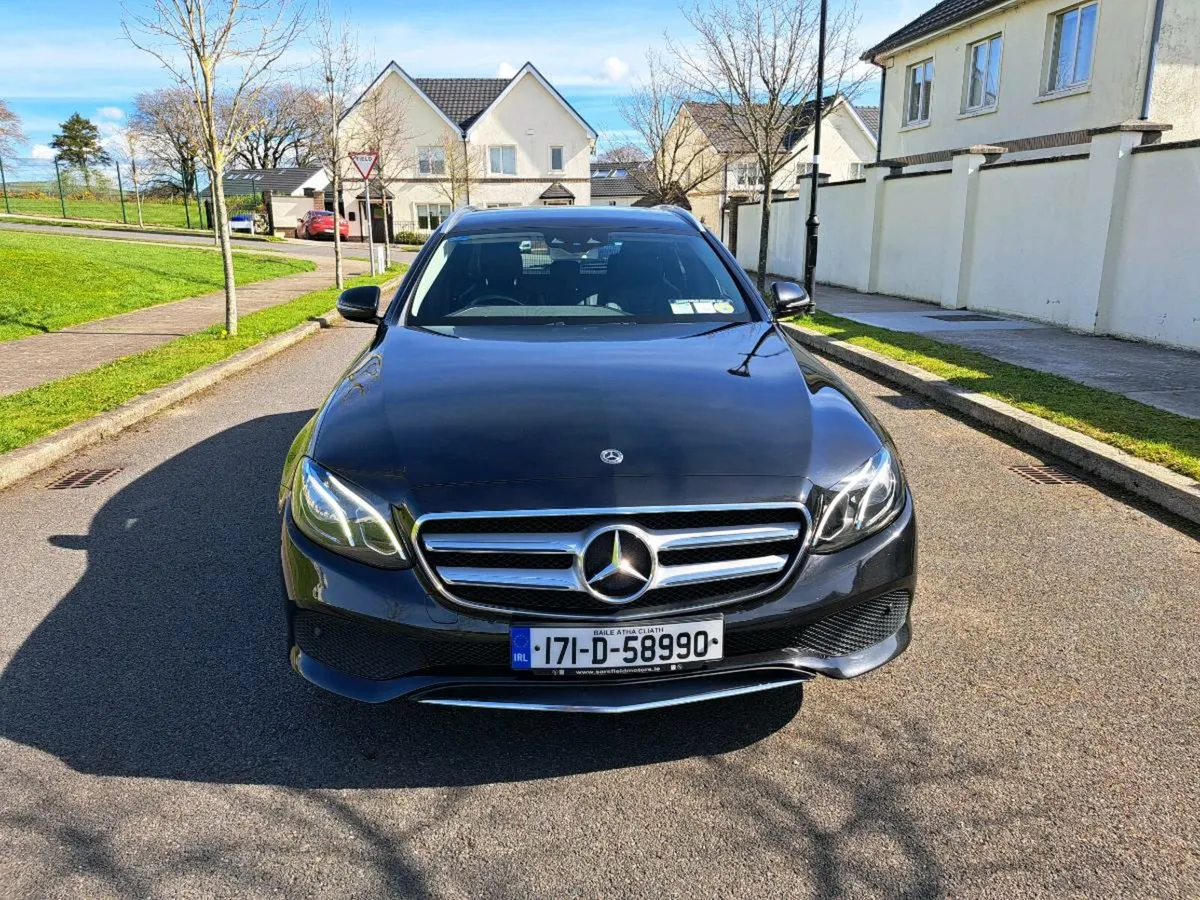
left=413, top=503, right=811, bottom=620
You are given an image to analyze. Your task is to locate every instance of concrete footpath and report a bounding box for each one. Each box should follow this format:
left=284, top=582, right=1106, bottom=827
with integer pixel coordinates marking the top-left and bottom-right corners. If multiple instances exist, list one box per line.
left=811, top=284, right=1200, bottom=420
left=0, top=254, right=371, bottom=398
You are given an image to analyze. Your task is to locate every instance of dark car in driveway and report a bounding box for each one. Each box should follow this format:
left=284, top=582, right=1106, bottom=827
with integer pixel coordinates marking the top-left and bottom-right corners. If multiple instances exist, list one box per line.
left=279, top=205, right=916, bottom=712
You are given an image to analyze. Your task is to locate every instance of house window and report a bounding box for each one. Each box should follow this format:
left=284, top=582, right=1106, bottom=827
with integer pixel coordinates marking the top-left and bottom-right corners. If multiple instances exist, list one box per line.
left=964, top=35, right=1002, bottom=111
left=849, top=162, right=866, bottom=179
left=795, top=163, right=814, bottom=183
left=550, top=146, right=564, bottom=172
left=905, top=58, right=934, bottom=125
left=489, top=145, right=517, bottom=175
left=415, top=203, right=452, bottom=230
left=417, top=146, right=445, bottom=176
left=1048, top=2, right=1098, bottom=93
left=735, top=161, right=762, bottom=187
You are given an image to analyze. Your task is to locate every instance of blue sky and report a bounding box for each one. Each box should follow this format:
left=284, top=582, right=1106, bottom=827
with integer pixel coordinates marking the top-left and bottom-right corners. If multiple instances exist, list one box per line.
left=0, top=0, right=929, bottom=158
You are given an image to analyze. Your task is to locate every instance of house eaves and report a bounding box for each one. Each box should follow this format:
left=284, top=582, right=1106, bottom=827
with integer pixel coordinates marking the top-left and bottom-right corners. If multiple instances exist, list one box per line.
left=464, top=62, right=598, bottom=141
left=343, top=61, right=465, bottom=136
left=862, top=0, right=1022, bottom=64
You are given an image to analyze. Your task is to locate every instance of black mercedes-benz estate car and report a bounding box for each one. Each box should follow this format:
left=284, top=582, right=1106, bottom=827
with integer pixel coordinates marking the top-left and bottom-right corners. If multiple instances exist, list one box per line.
left=279, top=205, right=916, bottom=711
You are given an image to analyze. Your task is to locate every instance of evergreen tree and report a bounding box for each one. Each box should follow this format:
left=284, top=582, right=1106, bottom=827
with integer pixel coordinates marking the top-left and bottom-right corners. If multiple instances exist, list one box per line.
left=50, top=113, right=111, bottom=188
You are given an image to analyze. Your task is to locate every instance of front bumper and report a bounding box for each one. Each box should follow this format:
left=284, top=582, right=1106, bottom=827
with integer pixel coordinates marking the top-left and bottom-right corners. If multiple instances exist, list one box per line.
left=280, top=496, right=917, bottom=710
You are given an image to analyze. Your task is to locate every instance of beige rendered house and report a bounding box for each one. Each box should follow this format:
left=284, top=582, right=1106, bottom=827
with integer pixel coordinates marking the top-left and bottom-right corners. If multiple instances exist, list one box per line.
left=864, top=0, right=1200, bottom=164
left=337, top=62, right=597, bottom=240
left=671, top=96, right=878, bottom=245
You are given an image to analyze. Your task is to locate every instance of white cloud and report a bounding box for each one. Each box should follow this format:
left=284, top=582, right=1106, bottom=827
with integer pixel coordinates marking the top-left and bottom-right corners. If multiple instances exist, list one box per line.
left=495, top=62, right=518, bottom=79
left=97, top=106, right=125, bottom=121
left=601, top=56, right=630, bottom=83
left=30, top=144, right=55, bottom=160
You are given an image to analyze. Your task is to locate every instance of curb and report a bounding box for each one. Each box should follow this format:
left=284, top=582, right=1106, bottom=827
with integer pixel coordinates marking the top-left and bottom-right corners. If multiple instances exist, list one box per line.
left=0, top=311, right=338, bottom=493
left=783, top=322, right=1200, bottom=526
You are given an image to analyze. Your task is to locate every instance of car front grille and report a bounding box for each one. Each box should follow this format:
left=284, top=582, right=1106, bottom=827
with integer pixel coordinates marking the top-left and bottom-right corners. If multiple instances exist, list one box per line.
left=724, top=591, right=911, bottom=658
left=413, top=504, right=810, bottom=620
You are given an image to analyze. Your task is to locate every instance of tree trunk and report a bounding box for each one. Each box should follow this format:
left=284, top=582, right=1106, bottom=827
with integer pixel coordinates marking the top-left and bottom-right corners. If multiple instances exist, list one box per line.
left=131, top=160, right=145, bottom=228
left=331, top=169, right=344, bottom=290
left=211, top=173, right=239, bottom=336
left=755, top=171, right=773, bottom=292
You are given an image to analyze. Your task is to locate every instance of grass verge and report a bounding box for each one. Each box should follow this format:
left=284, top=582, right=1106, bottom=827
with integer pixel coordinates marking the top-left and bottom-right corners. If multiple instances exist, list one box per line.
left=794, top=311, right=1200, bottom=482
left=0, top=265, right=406, bottom=454
left=4, top=196, right=200, bottom=228
left=0, top=230, right=312, bottom=341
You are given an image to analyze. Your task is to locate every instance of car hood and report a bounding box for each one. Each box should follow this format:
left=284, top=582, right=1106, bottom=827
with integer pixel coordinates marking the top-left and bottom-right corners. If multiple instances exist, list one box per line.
left=311, top=321, right=884, bottom=491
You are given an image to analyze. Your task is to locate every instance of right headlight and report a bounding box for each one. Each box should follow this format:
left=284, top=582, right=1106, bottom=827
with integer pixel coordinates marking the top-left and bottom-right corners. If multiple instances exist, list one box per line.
left=290, top=457, right=410, bottom=569
left=810, top=446, right=905, bottom=553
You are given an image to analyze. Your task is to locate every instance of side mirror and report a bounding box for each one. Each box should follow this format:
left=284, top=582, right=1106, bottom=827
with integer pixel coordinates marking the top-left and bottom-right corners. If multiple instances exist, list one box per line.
left=770, top=281, right=814, bottom=317
left=336, top=285, right=382, bottom=323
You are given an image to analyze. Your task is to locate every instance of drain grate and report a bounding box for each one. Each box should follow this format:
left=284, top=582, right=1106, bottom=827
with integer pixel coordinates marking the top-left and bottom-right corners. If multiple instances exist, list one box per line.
left=925, top=313, right=1001, bottom=322
left=1009, top=465, right=1081, bottom=485
left=47, top=468, right=123, bottom=490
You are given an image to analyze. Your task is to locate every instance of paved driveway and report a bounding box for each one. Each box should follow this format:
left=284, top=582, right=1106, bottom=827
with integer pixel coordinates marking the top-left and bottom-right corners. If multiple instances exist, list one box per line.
left=0, top=324, right=1196, bottom=898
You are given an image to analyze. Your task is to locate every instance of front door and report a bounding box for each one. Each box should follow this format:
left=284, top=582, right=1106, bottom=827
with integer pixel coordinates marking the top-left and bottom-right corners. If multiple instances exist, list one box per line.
left=370, top=201, right=391, bottom=243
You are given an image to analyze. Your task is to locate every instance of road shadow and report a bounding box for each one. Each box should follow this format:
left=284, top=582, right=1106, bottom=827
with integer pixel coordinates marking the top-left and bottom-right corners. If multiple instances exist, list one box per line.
left=0, top=411, right=801, bottom=789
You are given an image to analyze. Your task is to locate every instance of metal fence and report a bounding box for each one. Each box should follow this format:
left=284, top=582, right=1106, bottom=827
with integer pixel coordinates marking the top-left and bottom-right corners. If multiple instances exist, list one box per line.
left=0, top=157, right=217, bottom=230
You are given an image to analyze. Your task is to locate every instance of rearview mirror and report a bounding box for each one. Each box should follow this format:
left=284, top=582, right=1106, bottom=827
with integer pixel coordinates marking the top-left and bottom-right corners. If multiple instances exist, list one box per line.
left=770, top=281, right=814, bottom=317
left=336, top=285, right=382, bottom=324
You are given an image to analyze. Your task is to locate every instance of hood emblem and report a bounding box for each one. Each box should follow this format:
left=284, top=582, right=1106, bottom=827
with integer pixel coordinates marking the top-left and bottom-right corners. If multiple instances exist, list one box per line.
left=578, top=526, right=655, bottom=603
left=600, top=448, right=624, bottom=465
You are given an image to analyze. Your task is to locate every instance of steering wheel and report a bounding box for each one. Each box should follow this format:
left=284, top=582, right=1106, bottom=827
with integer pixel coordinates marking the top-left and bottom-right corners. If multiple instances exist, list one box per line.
left=464, top=293, right=523, bottom=308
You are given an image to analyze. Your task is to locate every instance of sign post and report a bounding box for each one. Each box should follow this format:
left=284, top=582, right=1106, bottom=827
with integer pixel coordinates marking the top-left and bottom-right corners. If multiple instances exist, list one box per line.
left=350, top=151, right=379, bottom=275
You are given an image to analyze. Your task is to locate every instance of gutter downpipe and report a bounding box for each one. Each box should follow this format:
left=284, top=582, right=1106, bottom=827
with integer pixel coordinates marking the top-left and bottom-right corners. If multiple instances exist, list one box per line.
left=1140, top=0, right=1166, bottom=120
left=875, top=62, right=886, bottom=161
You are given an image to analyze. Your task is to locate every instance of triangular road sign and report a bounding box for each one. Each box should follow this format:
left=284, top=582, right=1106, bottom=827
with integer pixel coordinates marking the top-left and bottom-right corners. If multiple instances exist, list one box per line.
left=350, top=151, right=378, bottom=179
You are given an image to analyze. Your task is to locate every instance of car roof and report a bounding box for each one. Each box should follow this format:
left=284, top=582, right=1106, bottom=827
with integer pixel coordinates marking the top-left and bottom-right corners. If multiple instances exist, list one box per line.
left=449, top=205, right=699, bottom=235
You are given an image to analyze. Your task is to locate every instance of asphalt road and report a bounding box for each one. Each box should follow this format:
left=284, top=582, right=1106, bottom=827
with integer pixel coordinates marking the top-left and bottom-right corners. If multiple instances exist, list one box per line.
left=0, top=322, right=1196, bottom=899
left=0, top=220, right=378, bottom=259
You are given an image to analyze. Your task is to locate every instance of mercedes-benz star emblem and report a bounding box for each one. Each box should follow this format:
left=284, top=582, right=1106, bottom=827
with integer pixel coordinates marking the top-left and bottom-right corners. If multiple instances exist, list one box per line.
left=600, top=448, right=624, bottom=465
left=578, top=525, right=655, bottom=603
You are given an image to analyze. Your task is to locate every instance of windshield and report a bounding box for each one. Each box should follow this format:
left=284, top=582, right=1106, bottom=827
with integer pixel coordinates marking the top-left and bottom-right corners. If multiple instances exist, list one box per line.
left=405, top=228, right=753, bottom=326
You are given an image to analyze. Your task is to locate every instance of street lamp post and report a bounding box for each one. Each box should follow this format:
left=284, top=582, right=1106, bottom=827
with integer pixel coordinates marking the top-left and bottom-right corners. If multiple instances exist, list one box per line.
left=803, top=0, right=829, bottom=299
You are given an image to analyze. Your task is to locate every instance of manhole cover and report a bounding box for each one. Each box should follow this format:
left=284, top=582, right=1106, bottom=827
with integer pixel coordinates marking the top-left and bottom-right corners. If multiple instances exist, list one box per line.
left=925, top=313, right=1002, bottom=322
left=1009, top=465, right=1081, bottom=485
left=47, top=468, right=123, bottom=489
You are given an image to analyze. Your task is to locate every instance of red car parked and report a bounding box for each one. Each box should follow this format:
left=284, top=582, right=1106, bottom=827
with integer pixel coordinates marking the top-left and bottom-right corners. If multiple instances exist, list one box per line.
left=298, top=210, right=350, bottom=240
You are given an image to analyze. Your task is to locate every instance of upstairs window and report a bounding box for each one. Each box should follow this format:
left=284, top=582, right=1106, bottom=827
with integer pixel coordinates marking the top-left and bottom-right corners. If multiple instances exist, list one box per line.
left=965, top=35, right=1002, bottom=112
left=1048, top=2, right=1098, bottom=93
left=417, top=146, right=445, bottom=176
left=550, top=146, right=564, bottom=172
left=905, top=58, right=934, bottom=125
left=489, top=145, right=517, bottom=175
left=734, top=161, right=762, bottom=187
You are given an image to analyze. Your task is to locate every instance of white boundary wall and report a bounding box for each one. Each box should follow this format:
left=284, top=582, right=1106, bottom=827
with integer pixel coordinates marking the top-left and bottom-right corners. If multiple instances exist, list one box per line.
left=734, top=133, right=1200, bottom=352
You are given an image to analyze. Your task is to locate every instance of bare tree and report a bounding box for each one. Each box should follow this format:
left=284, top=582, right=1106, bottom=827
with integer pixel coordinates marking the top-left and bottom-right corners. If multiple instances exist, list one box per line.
left=117, top=124, right=147, bottom=227
left=348, top=77, right=410, bottom=269
left=618, top=50, right=727, bottom=206
left=595, top=143, right=648, bottom=164
left=123, top=0, right=303, bottom=336
left=130, top=88, right=203, bottom=212
left=430, top=131, right=483, bottom=212
left=0, top=99, right=26, bottom=160
left=235, top=83, right=321, bottom=169
left=310, top=2, right=363, bottom=289
left=668, top=0, right=863, bottom=290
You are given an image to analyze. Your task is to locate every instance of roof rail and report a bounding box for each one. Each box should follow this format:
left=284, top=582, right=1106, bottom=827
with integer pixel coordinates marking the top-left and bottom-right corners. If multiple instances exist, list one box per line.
left=652, top=204, right=706, bottom=233
left=441, top=205, right=478, bottom=234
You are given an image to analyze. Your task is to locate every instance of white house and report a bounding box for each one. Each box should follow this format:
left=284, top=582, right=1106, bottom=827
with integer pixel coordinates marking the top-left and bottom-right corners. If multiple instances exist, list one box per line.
left=863, top=0, right=1200, bottom=164
left=337, top=62, right=597, bottom=241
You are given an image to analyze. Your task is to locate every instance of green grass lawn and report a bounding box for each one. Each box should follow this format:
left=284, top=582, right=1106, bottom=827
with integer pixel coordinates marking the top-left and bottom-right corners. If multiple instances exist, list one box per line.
left=0, top=265, right=406, bottom=455
left=0, top=214, right=281, bottom=241
left=0, top=230, right=313, bottom=342
left=793, top=311, right=1200, bottom=482
left=4, top=195, right=203, bottom=228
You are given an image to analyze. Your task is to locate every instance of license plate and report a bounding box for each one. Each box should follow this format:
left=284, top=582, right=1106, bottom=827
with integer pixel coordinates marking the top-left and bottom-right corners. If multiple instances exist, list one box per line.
left=510, top=618, right=724, bottom=671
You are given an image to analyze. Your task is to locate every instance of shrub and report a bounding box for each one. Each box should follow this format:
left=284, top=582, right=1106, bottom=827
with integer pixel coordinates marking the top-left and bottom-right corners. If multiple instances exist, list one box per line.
left=393, top=230, right=430, bottom=246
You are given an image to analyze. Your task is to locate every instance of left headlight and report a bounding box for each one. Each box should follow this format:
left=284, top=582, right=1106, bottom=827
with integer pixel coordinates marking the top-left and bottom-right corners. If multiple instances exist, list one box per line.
left=290, top=457, right=410, bottom=569
left=810, top=447, right=906, bottom=553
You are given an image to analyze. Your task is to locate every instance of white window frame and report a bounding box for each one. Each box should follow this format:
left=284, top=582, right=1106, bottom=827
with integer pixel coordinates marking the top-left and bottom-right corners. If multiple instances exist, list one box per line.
left=414, top=202, right=452, bottom=231
left=963, top=34, right=1003, bottom=113
left=794, top=162, right=814, bottom=183
left=849, top=162, right=866, bottom=179
left=417, top=146, right=445, bottom=176
left=904, top=58, right=935, bottom=126
left=488, top=145, right=517, bottom=176
left=549, top=145, right=564, bottom=172
left=1045, top=2, right=1099, bottom=95
left=734, top=161, right=762, bottom=188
